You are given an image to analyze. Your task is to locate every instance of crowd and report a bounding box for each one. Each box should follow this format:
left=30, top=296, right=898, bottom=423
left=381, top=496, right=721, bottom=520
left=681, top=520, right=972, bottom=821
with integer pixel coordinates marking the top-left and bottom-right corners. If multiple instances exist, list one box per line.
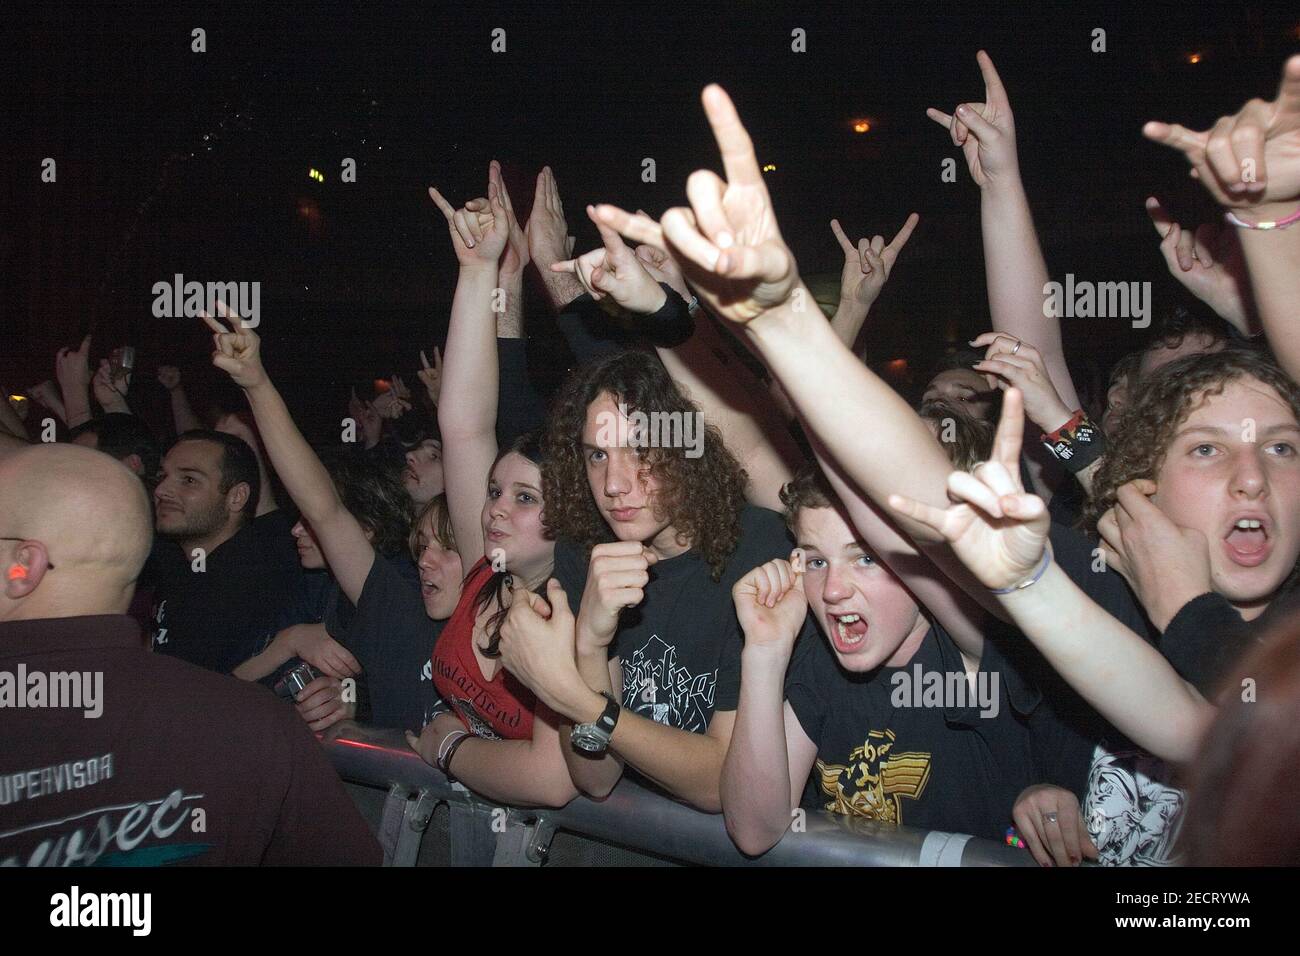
left=4, top=52, right=1300, bottom=868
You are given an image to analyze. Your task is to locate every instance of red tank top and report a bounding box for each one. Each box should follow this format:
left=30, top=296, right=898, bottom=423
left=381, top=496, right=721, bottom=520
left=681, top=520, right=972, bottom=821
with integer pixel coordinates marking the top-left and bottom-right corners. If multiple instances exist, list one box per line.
left=431, top=559, right=536, bottom=740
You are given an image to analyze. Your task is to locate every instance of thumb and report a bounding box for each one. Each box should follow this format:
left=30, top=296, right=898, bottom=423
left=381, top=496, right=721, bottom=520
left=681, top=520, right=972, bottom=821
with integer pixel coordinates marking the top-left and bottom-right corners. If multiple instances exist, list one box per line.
left=642, top=547, right=660, bottom=566
left=546, top=578, right=574, bottom=621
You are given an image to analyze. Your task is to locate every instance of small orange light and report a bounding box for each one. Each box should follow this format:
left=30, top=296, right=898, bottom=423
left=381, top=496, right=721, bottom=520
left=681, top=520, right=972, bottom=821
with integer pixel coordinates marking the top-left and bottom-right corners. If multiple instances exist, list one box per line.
left=853, top=121, right=871, bottom=134
left=886, top=358, right=907, bottom=373
left=1188, top=53, right=1202, bottom=64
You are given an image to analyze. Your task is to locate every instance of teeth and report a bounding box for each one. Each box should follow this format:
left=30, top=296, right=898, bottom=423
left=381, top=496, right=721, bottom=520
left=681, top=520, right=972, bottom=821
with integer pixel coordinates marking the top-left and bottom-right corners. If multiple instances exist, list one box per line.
left=1234, top=519, right=1263, bottom=531
left=837, top=614, right=860, bottom=623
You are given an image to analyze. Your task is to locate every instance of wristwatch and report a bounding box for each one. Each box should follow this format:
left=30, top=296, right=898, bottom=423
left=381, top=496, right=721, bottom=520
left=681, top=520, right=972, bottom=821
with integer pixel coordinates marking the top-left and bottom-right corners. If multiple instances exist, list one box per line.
left=570, top=692, right=621, bottom=754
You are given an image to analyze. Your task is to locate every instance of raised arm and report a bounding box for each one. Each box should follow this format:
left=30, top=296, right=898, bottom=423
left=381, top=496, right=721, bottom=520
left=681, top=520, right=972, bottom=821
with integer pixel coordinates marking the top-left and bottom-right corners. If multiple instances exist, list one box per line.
left=157, top=365, right=204, bottom=434
left=594, top=86, right=956, bottom=544
left=429, top=164, right=513, bottom=574
left=828, top=213, right=918, bottom=348
left=54, top=335, right=94, bottom=429
left=201, top=308, right=376, bottom=604
left=927, top=51, right=1080, bottom=412
left=888, top=389, right=1213, bottom=763
left=1144, top=54, right=1300, bottom=378
left=721, top=559, right=819, bottom=855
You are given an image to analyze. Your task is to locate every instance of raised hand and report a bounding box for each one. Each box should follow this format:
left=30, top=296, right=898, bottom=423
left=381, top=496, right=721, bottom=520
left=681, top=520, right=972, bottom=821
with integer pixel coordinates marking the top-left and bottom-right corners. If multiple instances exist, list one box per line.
left=27, top=380, right=65, bottom=423
left=731, top=557, right=807, bottom=653
left=1145, top=198, right=1253, bottom=335
left=91, top=359, right=127, bottom=410
left=926, top=50, right=1019, bottom=188
left=550, top=206, right=668, bottom=315
left=417, top=347, right=443, bottom=406
left=200, top=302, right=267, bottom=389
left=970, top=332, right=1074, bottom=434
left=887, top=388, right=1050, bottom=591
left=634, top=241, right=691, bottom=303
left=1096, top=478, right=1213, bottom=631
left=489, top=160, right=530, bottom=279
left=429, top=165, right=511, bottom=267
left=55, top=334, right=93, bottom=395
left=157, top=365, right=182, bottom=392
left=831, top=213, right=919, bottom=312
left=1144, top=54, right=1300, bottom=216
left=371, top=380, right=412, bottom=420
left=592, top=85, right=800, bottom=324
left=526, top=166, right=570, bottom=269
left=576, top=541, right=659, bottom=650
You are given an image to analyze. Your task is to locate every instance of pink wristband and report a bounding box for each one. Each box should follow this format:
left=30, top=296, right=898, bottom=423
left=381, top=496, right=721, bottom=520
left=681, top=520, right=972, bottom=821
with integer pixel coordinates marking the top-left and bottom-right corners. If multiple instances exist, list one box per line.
left=1224, top=206, right=1300, bottom=231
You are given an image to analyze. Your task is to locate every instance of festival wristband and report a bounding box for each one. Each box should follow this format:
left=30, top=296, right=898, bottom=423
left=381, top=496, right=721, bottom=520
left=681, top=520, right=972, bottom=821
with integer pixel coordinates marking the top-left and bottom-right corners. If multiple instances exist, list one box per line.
left=1224, top=205, right=1300, bottom=231
left=1041, top=410, right=1107, bottom=473
left=988, top=548, right=1052, bottom=595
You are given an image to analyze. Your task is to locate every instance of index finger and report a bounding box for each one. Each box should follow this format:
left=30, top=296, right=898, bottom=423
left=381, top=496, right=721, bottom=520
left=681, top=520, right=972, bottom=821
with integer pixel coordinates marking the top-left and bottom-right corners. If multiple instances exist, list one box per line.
left=428, top=186, right=456, bottom=222
left=1142, top=121, right=1207, bottom=157
left=990, top=387, right=1026, bottom=473
left=433, top=346, right=442, bottom=371
left=885, top=212, right=920, bottom=257
left=1144, top=196, right=1175, bottom=238
left=701, top=84, right=763, bottom=187
left=976, top=50, right=1009, bottom=110
left=594, top=204, right=664, bottom=248
left=420, top=349, right=431, bottom=370
left=829, top=219, right=855, bottom=255
left=198, top=310, right=229, bottom=335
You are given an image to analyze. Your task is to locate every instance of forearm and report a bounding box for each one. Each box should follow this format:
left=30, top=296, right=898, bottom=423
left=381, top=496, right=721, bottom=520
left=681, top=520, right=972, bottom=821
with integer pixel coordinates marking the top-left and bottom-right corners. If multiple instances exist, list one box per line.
left=495, top=270, right=524, bottom=339
left=440, top=263, right=501, bottom=440
left=244, top=381, right=340, bottom=523
left=829, top=299, right=869, bottom=349
left=981, top=181, right=1081, bottom=410
left=605, top=712, right=728, bottom=813
left=722, top=652, right=795, bottom=853
left=745, top=294, right=955, bottom=541
left=447, top=716, right=578, bottom=808
left=232, top=629, right=299, bottom=681
left=655, top=317, right=801, bottom=511
left=61, top=383, right=92, bottom=429
left=1240, top=224, right=1300, bottom=380
left=560, top=645, right=624, bottom=797
left=169, top=387, right=202, bottom=434
left=1000, top=560, right=1211, bottom=762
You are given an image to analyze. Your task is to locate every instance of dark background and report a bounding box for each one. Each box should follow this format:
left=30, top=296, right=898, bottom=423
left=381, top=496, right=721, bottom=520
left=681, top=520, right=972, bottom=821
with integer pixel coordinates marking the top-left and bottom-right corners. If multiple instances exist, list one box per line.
left=3, top=1, right=1299, bottom=438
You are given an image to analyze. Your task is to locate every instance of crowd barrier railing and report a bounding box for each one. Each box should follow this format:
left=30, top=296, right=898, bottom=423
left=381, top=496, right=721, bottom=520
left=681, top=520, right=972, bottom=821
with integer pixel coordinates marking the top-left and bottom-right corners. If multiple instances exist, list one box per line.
left=323, top=724, right=1035, bottom=867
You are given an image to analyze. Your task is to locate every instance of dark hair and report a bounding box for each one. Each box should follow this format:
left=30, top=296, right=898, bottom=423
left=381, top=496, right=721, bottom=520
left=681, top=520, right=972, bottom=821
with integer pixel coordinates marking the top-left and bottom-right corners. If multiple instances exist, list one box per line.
left=1138, top=306, right=1233, bottom=380
left=779, top=465, right=837, bottom=534
left=478, top=430, right=550, bottom=657
left=69, top=413, right=161, bottom=479
left=410, top=493, right=456, bottom=562
left=319, top=451, right=415, bottom=557
left=392, top=406, right=441, bottom=449
left=542, top=349, right=747, bottom=580
left=918, top=399, right=995, bottom=471
left=1183, top=614, right=1300, bottom=865
left=170, top=429, right=261, bottom=519
left=928, top=348, right=986, bottom=379
left=1086, top=349, right=1300, bottom=531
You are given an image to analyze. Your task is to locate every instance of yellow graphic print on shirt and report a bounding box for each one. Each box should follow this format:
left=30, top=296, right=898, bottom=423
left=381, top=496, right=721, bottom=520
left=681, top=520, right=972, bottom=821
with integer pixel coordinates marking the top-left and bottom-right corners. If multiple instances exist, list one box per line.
left=816, top=729, right=932, bottom=825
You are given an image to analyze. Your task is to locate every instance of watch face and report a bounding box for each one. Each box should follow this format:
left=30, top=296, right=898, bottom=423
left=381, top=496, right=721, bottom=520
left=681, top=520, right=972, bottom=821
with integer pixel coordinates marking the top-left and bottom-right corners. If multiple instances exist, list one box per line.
left=571, top=727, right=607, bottom=753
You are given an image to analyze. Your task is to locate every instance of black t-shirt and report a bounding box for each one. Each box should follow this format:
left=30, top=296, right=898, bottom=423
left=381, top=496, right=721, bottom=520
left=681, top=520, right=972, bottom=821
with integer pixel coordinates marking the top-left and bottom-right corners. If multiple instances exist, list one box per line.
left=552, top=504, right=794, bottom=732
left=1039, top=522, right=1188, bottom=866
left=142, top=511, right=309, bottom=675
left=784, top=618, right=1046, bottom=842
left=325, top=553, right=444, bottom=733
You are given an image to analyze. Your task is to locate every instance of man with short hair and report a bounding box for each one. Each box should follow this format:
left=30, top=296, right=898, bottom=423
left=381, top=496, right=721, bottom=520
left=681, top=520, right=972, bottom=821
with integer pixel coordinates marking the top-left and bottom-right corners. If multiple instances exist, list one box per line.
left=0, top=444, right=380, bottom=865
left=143, top=430, right=306, bottom=674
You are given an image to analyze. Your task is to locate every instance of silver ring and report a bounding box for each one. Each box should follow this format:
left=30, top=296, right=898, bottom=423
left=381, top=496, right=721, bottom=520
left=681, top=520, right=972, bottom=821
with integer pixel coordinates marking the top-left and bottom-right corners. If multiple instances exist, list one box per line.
left=1011, top=339, right=1023, bottom=355
left=1043, top=811, right=1059, bottom=825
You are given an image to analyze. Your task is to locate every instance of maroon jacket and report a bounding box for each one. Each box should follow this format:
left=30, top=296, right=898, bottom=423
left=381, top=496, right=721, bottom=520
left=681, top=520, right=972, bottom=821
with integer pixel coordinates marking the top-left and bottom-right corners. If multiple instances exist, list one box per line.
left=0, top=615, right=381, bottom=866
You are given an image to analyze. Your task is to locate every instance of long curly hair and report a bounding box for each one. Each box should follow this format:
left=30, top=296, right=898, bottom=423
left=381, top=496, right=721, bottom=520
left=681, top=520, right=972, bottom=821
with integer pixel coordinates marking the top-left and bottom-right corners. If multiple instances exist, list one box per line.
left=1085, top=348, right=1300, bottom=530
left=542, top=349, right=747, bottom=580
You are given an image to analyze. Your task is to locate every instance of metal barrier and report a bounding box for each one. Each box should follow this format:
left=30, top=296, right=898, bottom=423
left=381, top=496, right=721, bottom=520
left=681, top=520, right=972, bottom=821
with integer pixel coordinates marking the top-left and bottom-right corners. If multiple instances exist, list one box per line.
left=323, top=724, right=1034, bottom=867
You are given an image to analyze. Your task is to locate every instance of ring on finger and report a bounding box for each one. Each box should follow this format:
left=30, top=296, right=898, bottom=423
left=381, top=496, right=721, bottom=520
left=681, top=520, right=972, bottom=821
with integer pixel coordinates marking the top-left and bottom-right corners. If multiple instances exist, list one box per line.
left=1043, top=811, right=1059, bottom=825
left=1011, top=339, right=1022, bottom=355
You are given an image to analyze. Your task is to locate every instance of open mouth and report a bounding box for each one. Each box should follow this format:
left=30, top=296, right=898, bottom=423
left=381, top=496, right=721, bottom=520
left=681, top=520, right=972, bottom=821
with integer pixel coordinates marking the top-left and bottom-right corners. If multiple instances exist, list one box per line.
left=421, top=578, right=440, bottom=597
left=827, top=612, right=868, bottom=650
left=1223, top=515, right=1272, bottom=568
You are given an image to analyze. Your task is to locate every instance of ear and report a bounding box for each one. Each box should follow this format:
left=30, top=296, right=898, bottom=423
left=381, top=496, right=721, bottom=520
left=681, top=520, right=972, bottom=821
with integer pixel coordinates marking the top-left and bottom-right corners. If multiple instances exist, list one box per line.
left=5, top=541, right=52, bottom=600
left=225, top=481, right=252, bottom=516
left=123, top=453, right=144, bottom=477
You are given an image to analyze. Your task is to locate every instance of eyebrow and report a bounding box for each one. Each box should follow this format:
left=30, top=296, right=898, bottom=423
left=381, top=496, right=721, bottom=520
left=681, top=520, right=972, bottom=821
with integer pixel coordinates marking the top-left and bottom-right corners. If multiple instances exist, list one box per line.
left=1179, top=423, right=1300, bottom=438
left=512, top=483, right=542, bottom=494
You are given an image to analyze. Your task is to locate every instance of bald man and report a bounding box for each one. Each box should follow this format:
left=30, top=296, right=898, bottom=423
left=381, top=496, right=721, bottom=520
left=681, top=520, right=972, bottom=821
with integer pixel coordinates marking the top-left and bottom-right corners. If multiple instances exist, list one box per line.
left=0, top=445, right=380, bottom=865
